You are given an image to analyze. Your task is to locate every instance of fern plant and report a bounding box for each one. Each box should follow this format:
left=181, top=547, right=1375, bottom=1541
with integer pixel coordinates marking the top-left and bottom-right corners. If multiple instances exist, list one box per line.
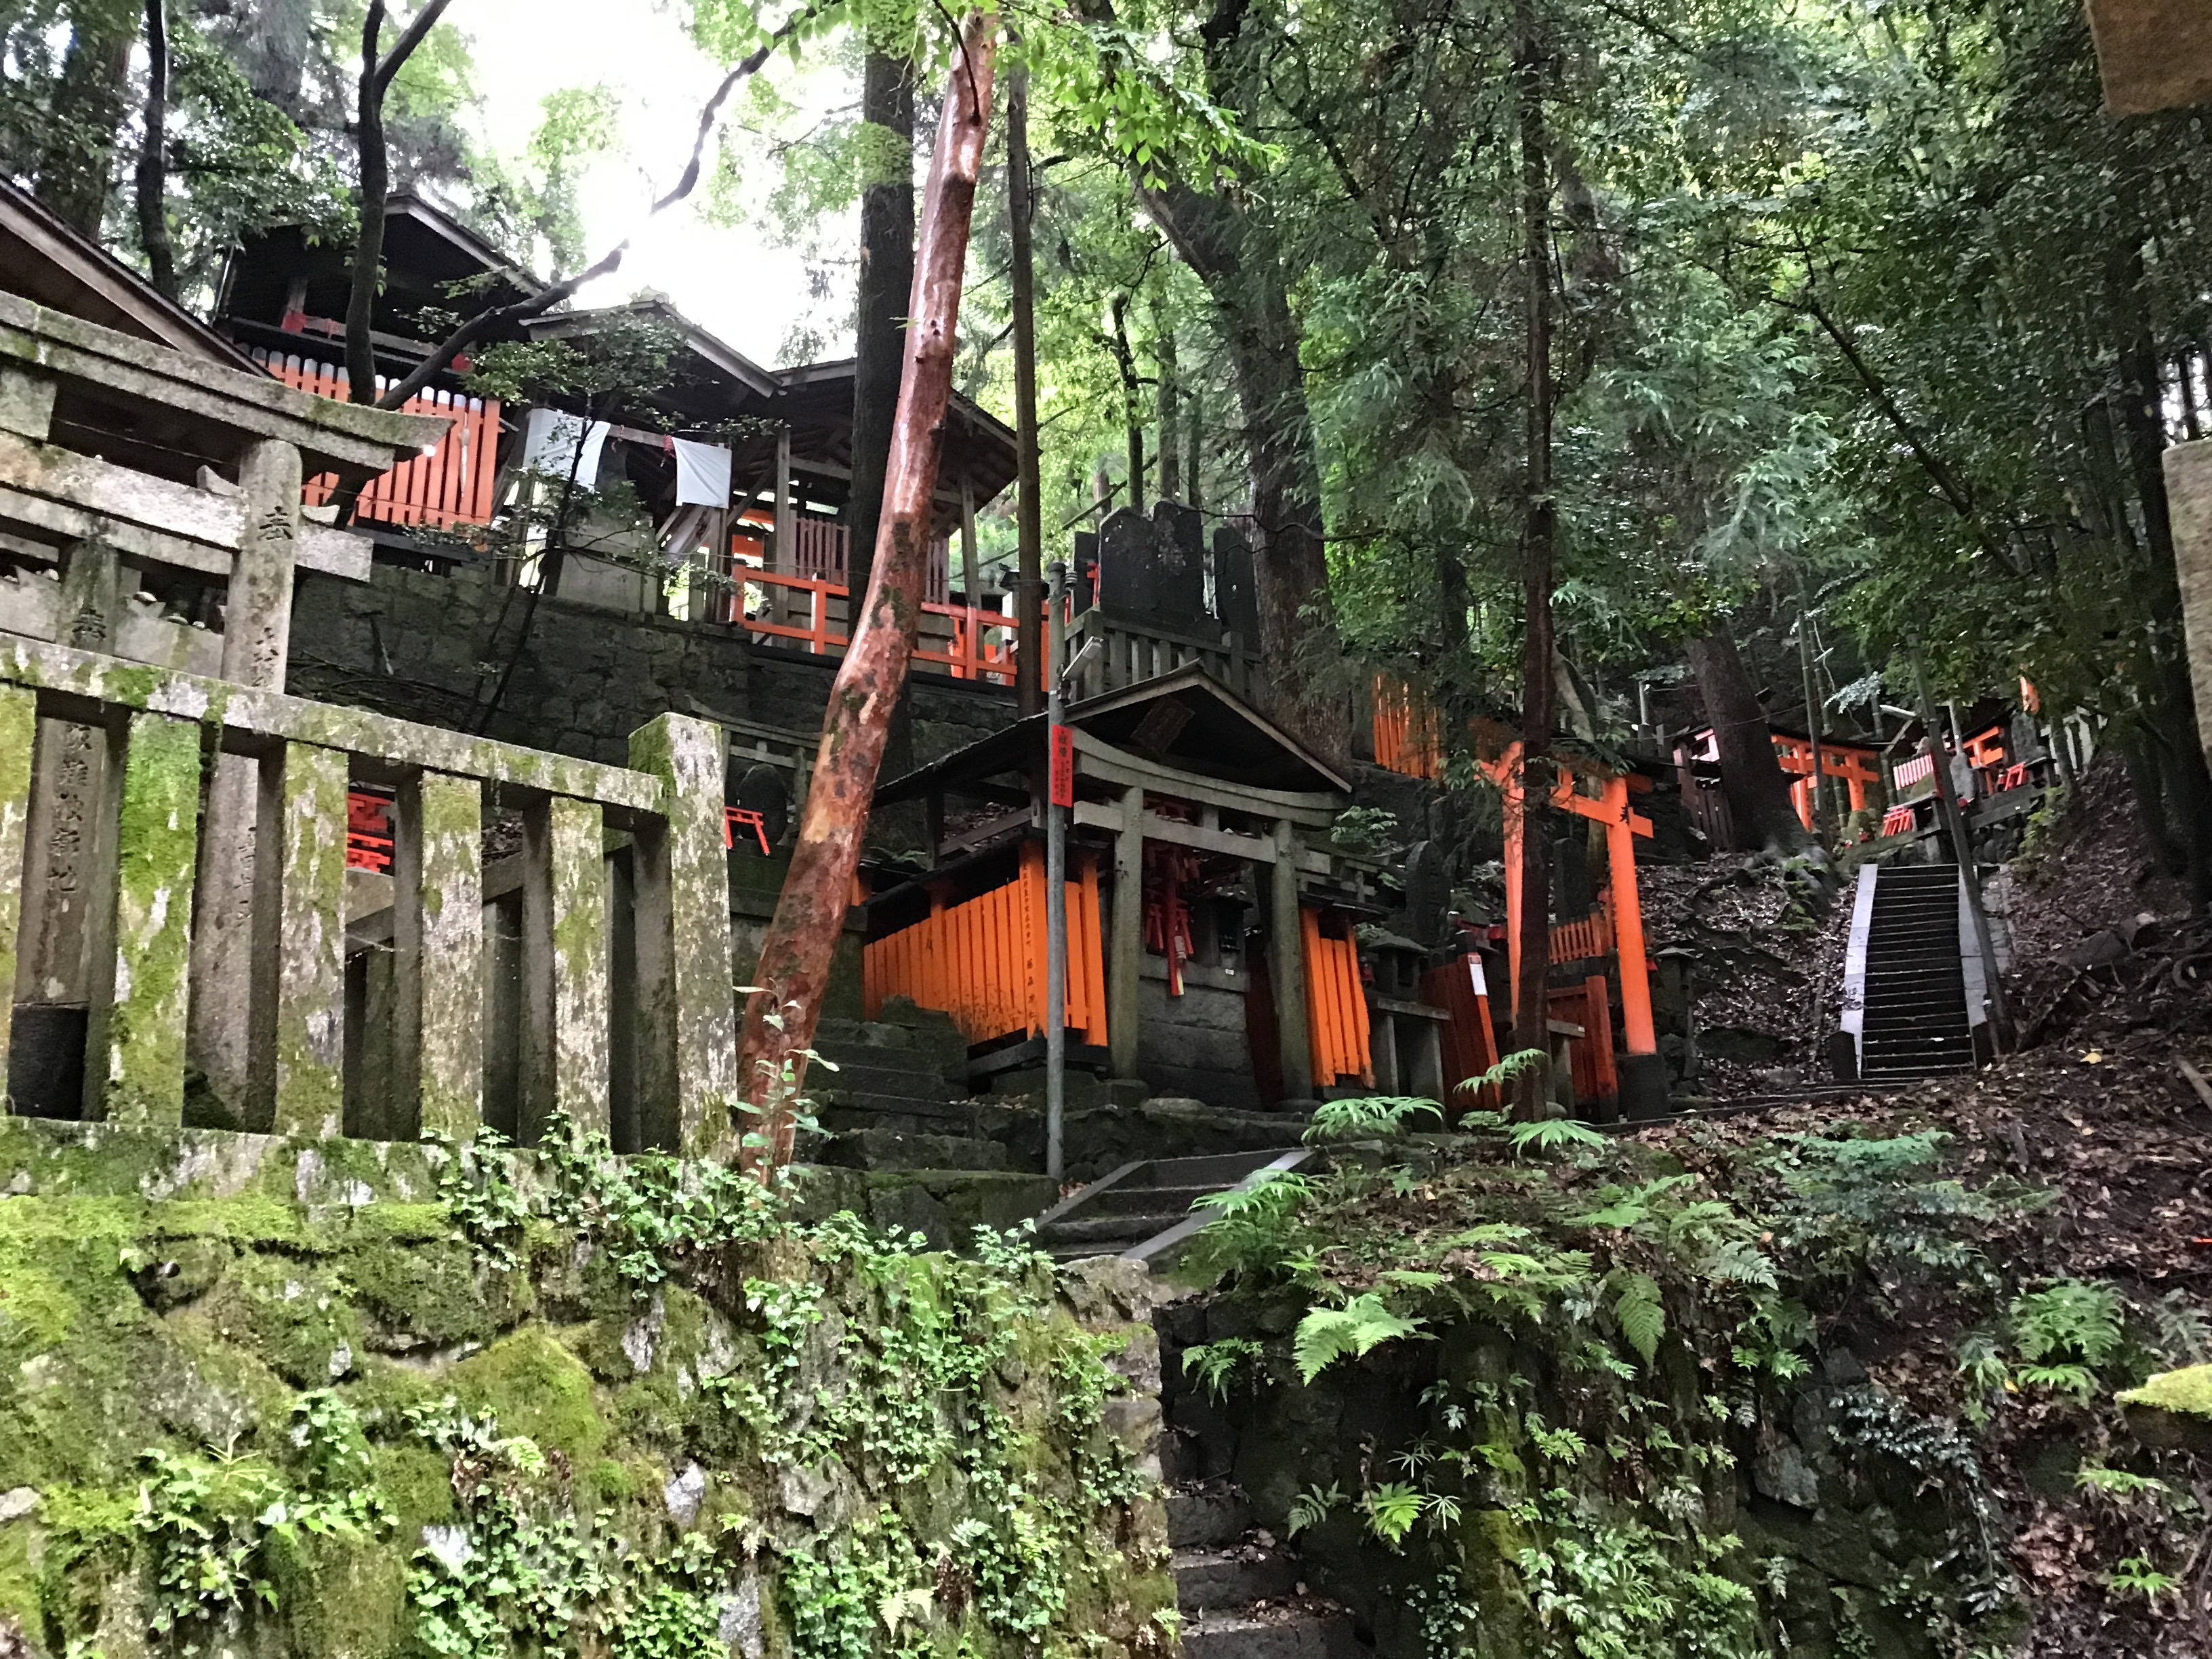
left=1304, top=1096, right=1443, bottom=1143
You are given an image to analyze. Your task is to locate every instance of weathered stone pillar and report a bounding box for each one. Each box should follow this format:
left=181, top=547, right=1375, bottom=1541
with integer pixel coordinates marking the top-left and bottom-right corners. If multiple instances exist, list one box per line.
left=16, top=539, right=121, bottom=1010
left=629, top=713, right=738, bottom=1158
left=188, top=438, right=304, bottom=1127
left=2162, top=439, right=2212, bottom=775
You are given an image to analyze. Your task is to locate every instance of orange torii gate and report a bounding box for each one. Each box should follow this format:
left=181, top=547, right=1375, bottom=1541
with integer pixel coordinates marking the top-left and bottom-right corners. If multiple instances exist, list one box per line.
left=1769, top=735, right=1884, bottom=829
left=1479, top=742, right=1667, bottom=1118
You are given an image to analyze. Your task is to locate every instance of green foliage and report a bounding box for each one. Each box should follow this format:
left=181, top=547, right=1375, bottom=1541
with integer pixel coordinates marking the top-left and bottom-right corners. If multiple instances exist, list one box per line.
left=2106, top=1557, right=2178, bottom=1601
left=1286, top=1482, right=1345, bottom=1538
left=137, top=1392, right=386, bottom=1653
left=1961, top=1278, right=2131, bottom=1415
left=1292, top=1292, right=1428, bottom=1383
left=1608, top=1271, right=1666, bottom=1369
left=1180, top=1336, right=1265, bottom=1402
left=1303, top=1096, right=1441, bottom=1144
left=1504, top=1118, right=1607, bottom=1160
left=1327, top=806, right=1401, bottom=856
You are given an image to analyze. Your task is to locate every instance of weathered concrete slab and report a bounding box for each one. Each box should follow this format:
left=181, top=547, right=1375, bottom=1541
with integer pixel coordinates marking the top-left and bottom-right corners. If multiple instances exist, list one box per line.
left=2163, top=439, right=2212, bottom=775
left=271, top=742, right=348, bottom=1139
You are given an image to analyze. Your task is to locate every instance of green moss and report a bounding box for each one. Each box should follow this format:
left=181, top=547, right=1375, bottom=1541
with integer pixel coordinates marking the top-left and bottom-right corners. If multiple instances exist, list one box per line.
left=449, top=1329, right=609, bottom=1462
left=344, top=1231, right=527, bottom=1350
left=2117, top=1363, right=2212, bottom=1416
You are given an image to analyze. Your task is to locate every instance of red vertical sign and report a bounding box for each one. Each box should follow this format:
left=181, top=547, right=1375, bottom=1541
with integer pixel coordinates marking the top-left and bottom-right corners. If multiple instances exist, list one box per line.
left=1049, top=722, right=1076, bottom=808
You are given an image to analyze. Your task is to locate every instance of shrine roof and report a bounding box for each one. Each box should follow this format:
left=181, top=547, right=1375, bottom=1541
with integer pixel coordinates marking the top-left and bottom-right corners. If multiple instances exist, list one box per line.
left=876, top=663, right=1351, bottom=806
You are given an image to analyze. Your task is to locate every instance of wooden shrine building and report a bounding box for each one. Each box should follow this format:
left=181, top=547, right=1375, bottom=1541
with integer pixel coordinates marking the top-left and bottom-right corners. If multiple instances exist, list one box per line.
left=862, top=665, right=1390, bottom=1111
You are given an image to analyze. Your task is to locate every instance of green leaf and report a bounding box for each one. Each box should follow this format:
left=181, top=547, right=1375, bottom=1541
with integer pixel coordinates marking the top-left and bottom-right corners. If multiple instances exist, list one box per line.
left=1292, top=1294, right=1429, bottom=1383
left=1612, top=1271, right=1666, bottom=1366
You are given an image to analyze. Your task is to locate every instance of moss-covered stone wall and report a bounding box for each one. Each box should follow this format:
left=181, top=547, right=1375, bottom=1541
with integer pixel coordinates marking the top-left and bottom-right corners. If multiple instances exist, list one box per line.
left=0, top=1119, right=1172, bottom=1659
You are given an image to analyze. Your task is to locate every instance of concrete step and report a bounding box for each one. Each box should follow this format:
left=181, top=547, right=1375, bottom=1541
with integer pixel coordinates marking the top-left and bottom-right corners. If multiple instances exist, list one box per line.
left=1089, top=1183, right=1216, bottom=1218
left=1176, top=1548, right=1301, bottom=1614
left=1181, top=1613, right=1363, bottom=1659
left=1040, top=1212, right=1192, bottom=1248
left=1168, top=1486, right=1254, bottom=1549
left=821, top=1128, right=1008, bottom=1172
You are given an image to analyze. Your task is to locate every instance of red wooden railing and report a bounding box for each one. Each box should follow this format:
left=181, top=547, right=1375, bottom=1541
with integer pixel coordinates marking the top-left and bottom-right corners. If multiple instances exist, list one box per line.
left=254, top=352, right=499, bottom=531
left=732, top=567, right=1026, bottom=685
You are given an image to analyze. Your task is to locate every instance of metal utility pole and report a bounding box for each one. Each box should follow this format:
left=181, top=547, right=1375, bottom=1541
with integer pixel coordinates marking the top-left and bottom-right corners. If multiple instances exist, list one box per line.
left=1910, top=650, right=2011, bottom=1050
left=1045, top=560, right=1069, bottom=1179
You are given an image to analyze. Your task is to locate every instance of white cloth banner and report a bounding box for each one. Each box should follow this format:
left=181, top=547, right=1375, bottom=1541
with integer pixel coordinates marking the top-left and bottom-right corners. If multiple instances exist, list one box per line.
left=520, top=407, right=611, bottom=488
left=671, top=437, right=733, bottom=507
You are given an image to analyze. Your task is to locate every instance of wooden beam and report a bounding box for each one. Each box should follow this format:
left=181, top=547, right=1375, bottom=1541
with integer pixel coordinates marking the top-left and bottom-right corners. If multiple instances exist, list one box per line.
left=1070, top=729, right=1343, bottom=824
left=1269, top=819, right=1313, bottom=1101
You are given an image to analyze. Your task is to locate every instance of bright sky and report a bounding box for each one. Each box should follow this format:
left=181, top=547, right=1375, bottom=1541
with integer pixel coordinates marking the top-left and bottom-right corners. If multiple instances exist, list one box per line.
left=454, top=0, right=859, bottom=369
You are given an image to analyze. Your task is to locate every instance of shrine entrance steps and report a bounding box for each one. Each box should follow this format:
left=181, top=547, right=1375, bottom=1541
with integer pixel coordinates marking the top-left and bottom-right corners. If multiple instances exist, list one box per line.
left=1032, top=1149, right=1315, bottom=1265
left=1856, top=863, right=1978, bottom=1083
left=806, top=1008, right=1011, bottom=1172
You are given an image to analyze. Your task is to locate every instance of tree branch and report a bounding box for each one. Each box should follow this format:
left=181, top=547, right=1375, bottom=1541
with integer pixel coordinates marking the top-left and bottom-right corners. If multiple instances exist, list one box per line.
left=369, top=0, right=827, bottom=412
left=344, top=3, right=392, bottom=410
left=1780, top=281, right=2005, bottom=558
left=375, top=0, right=455, bottom=91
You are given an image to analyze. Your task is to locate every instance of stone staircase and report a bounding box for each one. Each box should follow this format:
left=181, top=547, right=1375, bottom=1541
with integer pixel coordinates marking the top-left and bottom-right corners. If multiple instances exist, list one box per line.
left=1170, top=1484, right=1359, bottom=1659
left=1856, top=863, right=1977, bottom=1083
left=1033, top=1150, right=1314, bottom=1264
left=806, top=1008, right=1008, bottom=1172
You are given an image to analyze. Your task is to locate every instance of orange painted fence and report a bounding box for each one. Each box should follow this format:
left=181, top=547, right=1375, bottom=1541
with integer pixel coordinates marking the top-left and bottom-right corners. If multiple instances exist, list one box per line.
left=735, top=568, right=1028, bottom=687
left=253, top=351, right=499, bottom=531
left=1371, top=677, right=1445, bottom=779
left=1550, top=975, right=1617, bottom=1105
left=1425, top=951, right=1502, bottom=1109
left=1300, top=908, right=1375, bottom=1090
left=862, top=845, right=1109, bottom=1048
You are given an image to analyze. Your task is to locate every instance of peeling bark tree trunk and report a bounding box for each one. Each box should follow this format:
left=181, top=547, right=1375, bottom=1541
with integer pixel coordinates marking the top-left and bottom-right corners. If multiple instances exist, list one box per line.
left=736, top=14, right=998, bottom=1166
left=1687, top=625, right=1811, bottom=854
left=1508, top=0, right=1555, bottom=1118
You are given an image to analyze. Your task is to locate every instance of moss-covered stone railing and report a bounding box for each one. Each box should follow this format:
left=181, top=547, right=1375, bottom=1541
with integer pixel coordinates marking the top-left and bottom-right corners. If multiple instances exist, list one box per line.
left=0, top=637, right=738, bottom=1153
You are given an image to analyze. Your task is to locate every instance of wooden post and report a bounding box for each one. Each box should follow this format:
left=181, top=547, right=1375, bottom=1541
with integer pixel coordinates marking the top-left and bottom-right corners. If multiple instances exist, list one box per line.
left=270, top=742, right=348, bottom=1139
left=1269, top=819, right=1313, bottom=1101
left=959, top=473, right=980, bottom=676
left=0, top=687, right=36, bottom=1094
left=1108, top=792, right=1144, bottom=1079
left=629, top=712, right=739, bottom=1158
left=521, top=796, right=611, bottom=1142
left=773, top=428, right=795, bottom=627
left=394, top=771, right=484, bottom=1141
left=101, top=711, right=202, bottom=1127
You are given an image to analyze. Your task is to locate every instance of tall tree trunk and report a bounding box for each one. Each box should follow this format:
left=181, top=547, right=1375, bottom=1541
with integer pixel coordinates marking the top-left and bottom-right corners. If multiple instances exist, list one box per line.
left=1007, top=54, right=1044, bottom=720
left=1509, top=0, right=1555, bottom=1117
left=134, top=0, right=176, bottom=299
left=2114, top=247, right=2212, bottom=908
left=1687, top=624, right=1812, bottom=854
left=1108, top=291, right=1145, bottom=505
left=844, top=47, right=917, bottom=610
left=37, top=1, right=137, bottom=236
left=736, top=14, right=998, bottom=1166
left=347, top=3, right=392, bottom=405
left=1155, top=307, right=1181, bottom=502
